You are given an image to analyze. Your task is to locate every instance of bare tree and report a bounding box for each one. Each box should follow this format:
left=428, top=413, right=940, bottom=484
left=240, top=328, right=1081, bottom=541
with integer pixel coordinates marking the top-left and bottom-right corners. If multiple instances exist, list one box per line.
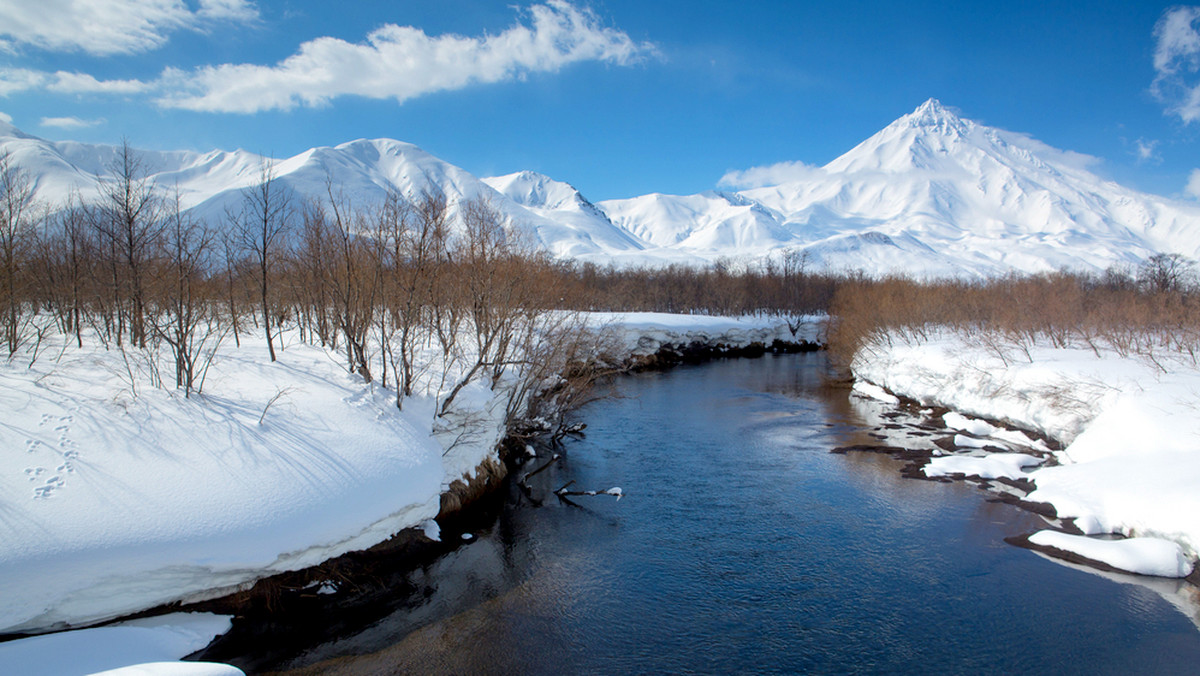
left=92, top=139, right=164, bottom=348
left=375, top=190, right=451, bottom=407
left=0, top=150, right=39, bottom=356
left=1138, top=253, right=1194, bottom=294
left=439, top=199, right=542, bottom=416
left=44, top=196, right=92, bottom=348
left=232, top=159, right=292, bottom=361
left=302, top=182, right=379, bottom=383
left=154, top=191, right=224, bottom=395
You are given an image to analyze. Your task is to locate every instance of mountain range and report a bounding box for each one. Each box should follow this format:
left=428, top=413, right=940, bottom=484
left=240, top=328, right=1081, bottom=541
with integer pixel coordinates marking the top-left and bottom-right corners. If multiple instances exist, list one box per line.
left=4, top=99, right=1199, bottom=277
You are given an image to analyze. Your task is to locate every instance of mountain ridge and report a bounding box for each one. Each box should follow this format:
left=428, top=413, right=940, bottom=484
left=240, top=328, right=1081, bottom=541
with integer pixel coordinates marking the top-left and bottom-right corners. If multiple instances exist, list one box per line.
left=4, top=99, right=1199, bottom=277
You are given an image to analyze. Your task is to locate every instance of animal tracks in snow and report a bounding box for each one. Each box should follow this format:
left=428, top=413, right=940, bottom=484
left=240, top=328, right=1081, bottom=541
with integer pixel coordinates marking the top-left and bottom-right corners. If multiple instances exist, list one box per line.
left=22, top=415, right=79, bottom=499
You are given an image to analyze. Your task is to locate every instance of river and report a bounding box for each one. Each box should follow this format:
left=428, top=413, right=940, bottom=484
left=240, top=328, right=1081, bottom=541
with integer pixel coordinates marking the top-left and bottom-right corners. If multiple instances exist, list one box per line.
left=212, top=352, right=1200, bottom=674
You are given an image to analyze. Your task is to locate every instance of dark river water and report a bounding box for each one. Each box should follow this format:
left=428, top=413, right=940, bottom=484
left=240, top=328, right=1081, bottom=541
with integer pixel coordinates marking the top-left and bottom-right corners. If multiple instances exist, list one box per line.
left=257, top=353, right=1200, bottom=675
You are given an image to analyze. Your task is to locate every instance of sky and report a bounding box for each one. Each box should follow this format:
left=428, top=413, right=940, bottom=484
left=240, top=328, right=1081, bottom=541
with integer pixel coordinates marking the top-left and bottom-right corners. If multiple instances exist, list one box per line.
left=1, top=0, right=1199, bottom=202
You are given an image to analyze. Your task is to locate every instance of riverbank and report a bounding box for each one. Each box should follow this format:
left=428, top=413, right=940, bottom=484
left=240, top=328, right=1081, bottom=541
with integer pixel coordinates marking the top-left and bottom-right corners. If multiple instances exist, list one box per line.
left=850, top=328, right=1200, bottom=578
left=0, top=312, right=821, bottom=674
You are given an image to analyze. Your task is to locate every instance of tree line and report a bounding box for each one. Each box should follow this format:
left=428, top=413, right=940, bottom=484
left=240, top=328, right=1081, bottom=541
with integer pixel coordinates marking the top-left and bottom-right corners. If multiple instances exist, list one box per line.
left=827, top=258, right=1200, bottom=370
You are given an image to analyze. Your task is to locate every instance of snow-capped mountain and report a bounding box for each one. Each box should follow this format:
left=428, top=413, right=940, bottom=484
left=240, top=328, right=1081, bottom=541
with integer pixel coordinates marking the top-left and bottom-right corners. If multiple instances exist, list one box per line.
left=600, top=99, right=1200, bottom=276
left=4, top=99, right=1200, bottom=276
left=0, top=123, right=633, bottom=259
left=482, top=170, right=649, bottom=259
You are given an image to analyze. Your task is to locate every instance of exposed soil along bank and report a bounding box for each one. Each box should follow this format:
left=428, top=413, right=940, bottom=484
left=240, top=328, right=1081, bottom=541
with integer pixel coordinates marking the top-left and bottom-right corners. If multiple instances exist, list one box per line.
left=182, top=485, right=512, bottom=673
left=623, top=338, right=821, bottom=371
left=439, top=457, right=509, bottom=519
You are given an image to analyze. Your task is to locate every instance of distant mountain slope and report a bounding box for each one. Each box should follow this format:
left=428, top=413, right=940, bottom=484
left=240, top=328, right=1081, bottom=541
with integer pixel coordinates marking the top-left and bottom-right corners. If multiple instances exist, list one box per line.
left=482, top=171, right=649, bottom=258
left=0, top=123, right=630, bottom=259
left=5, top=100, right=1200, bottom=277
left=600, top=99, right=1200, bottom=276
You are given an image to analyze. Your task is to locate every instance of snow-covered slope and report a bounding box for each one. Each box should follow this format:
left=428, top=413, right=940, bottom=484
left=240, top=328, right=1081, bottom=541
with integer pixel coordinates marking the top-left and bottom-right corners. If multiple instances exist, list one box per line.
left=0, top=127, right=628, bottom=259
left=482, top=170, right=649, bottom=259
left=600, top=99, right=1200, bottom=276
left=6, top=100, right=1200, bottom=276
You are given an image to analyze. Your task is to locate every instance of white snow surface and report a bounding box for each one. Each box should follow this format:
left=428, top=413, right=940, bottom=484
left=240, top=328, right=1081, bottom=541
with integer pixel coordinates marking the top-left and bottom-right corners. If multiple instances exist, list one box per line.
left=91, top=665, right=243, bottom=676
left=0, top=312, right=815, bottom=638
left=1028, top=531, right=1193, bottom=578
left=851, top=380, right=899, bottom=404
left=0, top=329, right=446, bottom=633
left=7, top=99, right=1200, bottom=277
left=923, top=453, right=1043, bottom=480
left=591, top=311, right=822, bottom=357
left=0, top=612, right=238, bottom=676
left=853, top=329, right=1200, bottom=559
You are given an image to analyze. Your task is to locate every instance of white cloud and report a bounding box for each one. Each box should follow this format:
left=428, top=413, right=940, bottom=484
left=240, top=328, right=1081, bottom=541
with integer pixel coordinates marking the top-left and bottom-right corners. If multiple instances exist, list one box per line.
left=47, top=71, right=152, bottom=95
left=0, top=67, right=153, bottom=97
left=0, top=111, right=12, bottom=124
left=197, top=0, right=257, bottom=22
left=156, top=1, right=654, bottom=113
left=718, top=161, right=826, bottom=189
left=1151, top=6, right=1200, bottom=123
left=1134, top=137, right=1162, bottom=164
left=1187, top=168, right=1200, bottom=199
left=39, top=116, right=105, bottom=129
left=0, top=0, right=258, bottom=56
left=0, top=68, right=47, bottom=96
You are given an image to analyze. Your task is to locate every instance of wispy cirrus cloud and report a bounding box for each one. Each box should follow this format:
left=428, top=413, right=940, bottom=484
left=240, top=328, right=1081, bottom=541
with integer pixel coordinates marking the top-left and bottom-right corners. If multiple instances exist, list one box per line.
left=155, top=1, right=655, bottom=113
left=1151, top=6, right=1200, bottom=123
left=718, top=160, right=826, bottom=189
left=0, top=0, right=258, bottom=56
left=40, top=116, right=105, bottom=129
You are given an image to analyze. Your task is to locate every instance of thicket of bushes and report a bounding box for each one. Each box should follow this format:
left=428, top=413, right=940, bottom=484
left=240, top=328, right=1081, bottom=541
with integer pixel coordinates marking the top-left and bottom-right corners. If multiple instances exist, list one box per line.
left=827, top=260, right=1200, bottom=369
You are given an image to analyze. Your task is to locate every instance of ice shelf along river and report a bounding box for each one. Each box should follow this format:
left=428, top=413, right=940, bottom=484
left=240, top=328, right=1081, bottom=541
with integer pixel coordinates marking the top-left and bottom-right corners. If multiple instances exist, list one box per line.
left=211, top=352, right=1200, bottom=674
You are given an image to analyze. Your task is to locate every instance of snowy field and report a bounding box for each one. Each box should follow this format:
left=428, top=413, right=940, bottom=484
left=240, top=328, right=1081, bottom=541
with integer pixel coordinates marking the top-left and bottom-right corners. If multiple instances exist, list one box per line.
left=0, top=313, right=808, bottom=674
left=852, top=329, right=1200, bottom=579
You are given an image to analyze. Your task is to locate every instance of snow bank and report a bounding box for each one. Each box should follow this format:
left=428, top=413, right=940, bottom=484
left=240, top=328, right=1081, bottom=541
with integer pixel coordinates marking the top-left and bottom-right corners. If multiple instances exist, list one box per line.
left=853, top=329, right=1200, bottom=559
left=851, top=380, right=899, bottom=404
left=92, top=664, right=243, bottom=676
left=1028, top=531, right=1193, bottom=578
left=0, top=613, right=238, bottom=676
left=924, top=453, right=1042, bottom=480
left=593, top=312, right=822, bottom=358
left=0, top=331, right=451, bottom=634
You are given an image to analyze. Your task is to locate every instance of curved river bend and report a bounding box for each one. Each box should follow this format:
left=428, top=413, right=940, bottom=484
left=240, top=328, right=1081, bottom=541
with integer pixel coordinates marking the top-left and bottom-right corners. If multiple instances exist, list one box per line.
left=243, top=353, right=1200, bottom=674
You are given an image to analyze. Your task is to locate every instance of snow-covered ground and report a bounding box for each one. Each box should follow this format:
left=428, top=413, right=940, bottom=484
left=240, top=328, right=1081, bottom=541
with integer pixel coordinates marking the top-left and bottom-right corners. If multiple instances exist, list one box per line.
left=0, top=328, right=448, bottom=635
left=0, top=613, right=238, bottom=676
left=589, top=311, right=822, bottom=358
left=852, top=329, right=1200, bottom=578
left=0, top=312, right=809, bottom=672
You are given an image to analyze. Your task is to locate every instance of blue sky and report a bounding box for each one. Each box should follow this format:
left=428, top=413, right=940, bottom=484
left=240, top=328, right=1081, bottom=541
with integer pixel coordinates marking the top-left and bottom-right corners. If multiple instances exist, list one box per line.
left=1, top=1, right=1199, bottom=201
